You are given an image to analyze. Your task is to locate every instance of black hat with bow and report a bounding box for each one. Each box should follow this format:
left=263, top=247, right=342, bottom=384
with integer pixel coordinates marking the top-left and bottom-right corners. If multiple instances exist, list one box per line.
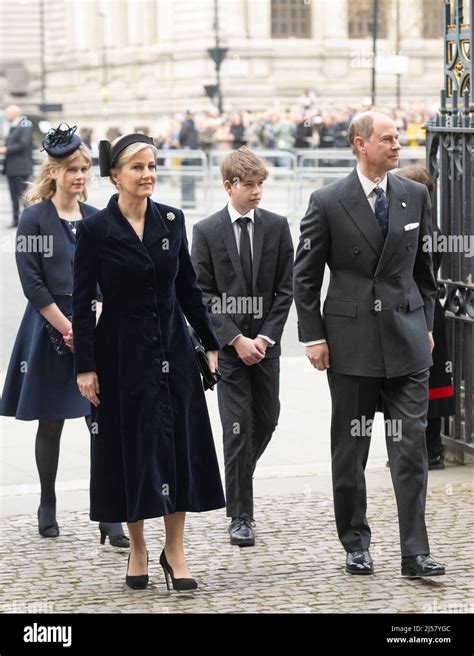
left=98, top=133, right=155, bottom=177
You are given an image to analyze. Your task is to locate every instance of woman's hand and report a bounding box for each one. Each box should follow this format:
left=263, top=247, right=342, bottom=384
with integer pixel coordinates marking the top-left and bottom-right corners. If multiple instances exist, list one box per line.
left=63, top=328, right=73, bottom=352
left=77, top=372, right=101, bottom=407
left=206, top=350, right=219, bottom=374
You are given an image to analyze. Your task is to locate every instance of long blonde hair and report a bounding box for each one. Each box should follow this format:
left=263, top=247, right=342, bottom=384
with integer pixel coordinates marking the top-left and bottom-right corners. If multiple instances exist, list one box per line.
left=23, top=143, right=92, bottom=206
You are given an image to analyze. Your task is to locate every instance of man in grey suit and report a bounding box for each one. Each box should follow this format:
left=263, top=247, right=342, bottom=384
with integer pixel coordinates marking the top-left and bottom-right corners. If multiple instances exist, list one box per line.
left=294, top=111, right=445, bottom=578
left=0, top=105, right=34, bottom=227
left=192, top=147, right=293, bottom=546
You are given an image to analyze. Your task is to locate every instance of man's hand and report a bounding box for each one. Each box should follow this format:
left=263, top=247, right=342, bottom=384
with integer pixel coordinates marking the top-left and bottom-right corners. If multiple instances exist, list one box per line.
left=428, top=331, right=435, bottom=353
left=253, top=336, right=269, bottom=356
left=233, top=335, right=265, bottom=366
left=306, top=342, right=330, bottom=371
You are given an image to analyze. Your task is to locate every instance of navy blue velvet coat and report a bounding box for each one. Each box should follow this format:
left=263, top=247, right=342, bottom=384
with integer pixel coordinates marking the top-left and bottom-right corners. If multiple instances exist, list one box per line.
left=72, top=195, right=225, bottom=522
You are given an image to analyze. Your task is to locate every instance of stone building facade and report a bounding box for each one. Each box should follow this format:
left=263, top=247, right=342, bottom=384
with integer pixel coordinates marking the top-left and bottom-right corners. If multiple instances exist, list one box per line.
left=0, top=0, right=444, bottom=132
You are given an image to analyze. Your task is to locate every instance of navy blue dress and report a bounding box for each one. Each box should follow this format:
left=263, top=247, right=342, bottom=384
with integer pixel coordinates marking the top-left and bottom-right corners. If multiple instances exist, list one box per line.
left=1, top=219, right=90, bottom=421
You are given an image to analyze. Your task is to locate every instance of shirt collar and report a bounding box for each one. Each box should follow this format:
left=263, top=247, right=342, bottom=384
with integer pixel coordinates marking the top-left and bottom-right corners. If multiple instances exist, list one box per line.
left=227, top=201, right=255, bottom=223
left=356, top=166, right=388, bottom=197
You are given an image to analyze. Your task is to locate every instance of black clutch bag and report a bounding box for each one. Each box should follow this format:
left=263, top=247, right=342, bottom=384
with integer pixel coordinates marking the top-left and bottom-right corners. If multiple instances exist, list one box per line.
left=188, top=326, right=221, bottom=391
left=45, top=316, right=72, bottom=357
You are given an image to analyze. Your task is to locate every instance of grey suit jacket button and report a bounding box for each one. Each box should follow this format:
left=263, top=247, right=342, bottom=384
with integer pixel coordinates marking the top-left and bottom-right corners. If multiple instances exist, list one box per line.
left=397, top=305, right=404, bottom=312
left=352, top=247, right=360, bottom=255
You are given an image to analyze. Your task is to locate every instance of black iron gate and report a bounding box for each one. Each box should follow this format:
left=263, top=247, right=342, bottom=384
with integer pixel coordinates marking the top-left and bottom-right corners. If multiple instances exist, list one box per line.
left=425, top=0, right=473, bottom=453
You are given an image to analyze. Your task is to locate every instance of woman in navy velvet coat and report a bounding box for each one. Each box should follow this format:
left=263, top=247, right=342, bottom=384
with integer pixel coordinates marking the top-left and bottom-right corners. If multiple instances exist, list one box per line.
left=73, top=134, right=225, bottom=590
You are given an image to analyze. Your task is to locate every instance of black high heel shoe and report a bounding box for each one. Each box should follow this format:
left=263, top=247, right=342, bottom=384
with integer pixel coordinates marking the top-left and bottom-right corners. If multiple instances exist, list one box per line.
left=99, top=522, right=130, bottom=548
left=125, top=551, right=149, bottom=589
left=37, top=504, right=59, bottom=538
left=159, top=549, right=198, bottom=591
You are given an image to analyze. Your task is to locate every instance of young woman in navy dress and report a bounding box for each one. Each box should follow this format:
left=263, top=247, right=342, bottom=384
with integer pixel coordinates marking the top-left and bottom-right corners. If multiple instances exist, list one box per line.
left=1, top=125, right=129, bottom=547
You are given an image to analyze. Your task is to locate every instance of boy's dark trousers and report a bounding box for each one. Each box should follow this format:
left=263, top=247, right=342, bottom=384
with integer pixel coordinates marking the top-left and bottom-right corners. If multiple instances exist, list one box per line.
left=217, top=355, right=280, bottom=518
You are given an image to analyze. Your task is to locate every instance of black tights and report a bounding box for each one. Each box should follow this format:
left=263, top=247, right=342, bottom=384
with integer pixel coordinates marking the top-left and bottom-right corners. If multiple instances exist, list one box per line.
left=35, top=416, right=91, bottom=506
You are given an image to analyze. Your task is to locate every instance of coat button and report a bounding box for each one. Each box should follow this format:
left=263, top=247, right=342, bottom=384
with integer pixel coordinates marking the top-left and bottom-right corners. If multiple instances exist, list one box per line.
left=153, top=358, right=160, bottom=365
left=152, top=336, right=158, bottom=343
left=152, top=312, right=157, bottom=318
left=397, top=305, right=404, bottom=312
left=352, top=247, right=360, bottom=255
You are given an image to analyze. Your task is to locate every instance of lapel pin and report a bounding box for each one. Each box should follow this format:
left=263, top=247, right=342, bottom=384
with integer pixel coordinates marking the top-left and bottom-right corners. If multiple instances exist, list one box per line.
left=166, top=212, right=175, bottom=221
left=401, top=202, right=406, bottom=208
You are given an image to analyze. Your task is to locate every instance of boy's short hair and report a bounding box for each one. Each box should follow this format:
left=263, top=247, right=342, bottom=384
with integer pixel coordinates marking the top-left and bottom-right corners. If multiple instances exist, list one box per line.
left=220, top=146, right=268, bottom=183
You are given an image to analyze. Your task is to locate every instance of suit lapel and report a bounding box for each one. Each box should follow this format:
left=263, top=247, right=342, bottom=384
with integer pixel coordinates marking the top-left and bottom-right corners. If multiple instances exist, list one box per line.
left=252, top=209, right=264, bottom=289
left=374, top=173, right=408, bottom=276
left=220, top=207, right=247, bottom=293
left=339, top=168, right=384, bottom=258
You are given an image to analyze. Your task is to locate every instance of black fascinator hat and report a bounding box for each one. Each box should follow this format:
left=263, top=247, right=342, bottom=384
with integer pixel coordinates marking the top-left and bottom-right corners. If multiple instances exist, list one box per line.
left=42, top=123, right=82, bottom=158
left=98, top=133, right=155, bottom=177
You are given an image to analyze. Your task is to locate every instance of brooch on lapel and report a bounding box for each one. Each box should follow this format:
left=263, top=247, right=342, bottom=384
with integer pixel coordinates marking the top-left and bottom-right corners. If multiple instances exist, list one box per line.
left=401, top=202, right=407, bottom=208
left=166, top=212, right=175, bottom=221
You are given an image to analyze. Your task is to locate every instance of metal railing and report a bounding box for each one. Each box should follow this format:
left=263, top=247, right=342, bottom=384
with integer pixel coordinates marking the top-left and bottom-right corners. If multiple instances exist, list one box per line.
left=425, top=0, right=474, bottom=454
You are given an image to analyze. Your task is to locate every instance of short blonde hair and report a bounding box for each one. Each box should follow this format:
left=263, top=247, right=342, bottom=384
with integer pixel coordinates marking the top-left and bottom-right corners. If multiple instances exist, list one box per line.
left=220, top=146, right=268, bottom=184
left=109, top=140, right=158, bottom=187
left=23, top=144, right=92, bottom=205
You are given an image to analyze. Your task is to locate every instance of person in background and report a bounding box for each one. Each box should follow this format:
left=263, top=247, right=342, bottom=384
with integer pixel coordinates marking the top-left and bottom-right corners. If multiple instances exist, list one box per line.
left=0, top=124, right=129, bottom=548
left=0, top=105, right=34, bottom=228
left=396, top=164, right=455, bottom=470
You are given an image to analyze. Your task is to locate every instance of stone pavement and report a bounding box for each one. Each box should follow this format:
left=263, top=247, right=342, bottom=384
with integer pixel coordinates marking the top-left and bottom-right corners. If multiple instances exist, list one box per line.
left=0, top=467, right=472, bottom=615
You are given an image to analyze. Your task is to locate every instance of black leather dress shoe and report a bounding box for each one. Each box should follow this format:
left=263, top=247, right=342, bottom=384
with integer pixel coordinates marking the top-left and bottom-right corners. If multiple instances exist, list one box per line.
left=401, top=554, right=445, bottom=578
left=346, top=549, right=374, bottom=575
left=228, top=516, right=255, bottom=547
left=428, top=456, right=445, bottom=470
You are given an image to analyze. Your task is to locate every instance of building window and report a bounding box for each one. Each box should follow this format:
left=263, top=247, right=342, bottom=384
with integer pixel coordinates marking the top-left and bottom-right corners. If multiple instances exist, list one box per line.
left=348, top=0, right=388, bottom=39
left=422, top=0, right=443, bottom=38
left=271, top=0, right=311, bottom=39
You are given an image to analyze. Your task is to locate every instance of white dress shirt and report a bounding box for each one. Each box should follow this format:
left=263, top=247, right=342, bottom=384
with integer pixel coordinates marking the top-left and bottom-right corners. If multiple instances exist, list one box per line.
left=356, top=166, right=388, bottom=211
left=302, top=168, right=388, bottom=347
left=226, top=201, right=275, bottom=348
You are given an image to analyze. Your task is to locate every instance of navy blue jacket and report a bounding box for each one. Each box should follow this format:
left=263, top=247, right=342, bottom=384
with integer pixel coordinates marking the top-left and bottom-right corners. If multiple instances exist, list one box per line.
left=16, top=199, right=98, bottom=310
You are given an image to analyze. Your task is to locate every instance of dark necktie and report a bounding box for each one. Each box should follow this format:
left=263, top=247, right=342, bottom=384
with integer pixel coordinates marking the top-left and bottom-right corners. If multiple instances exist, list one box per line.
left=236, top=217, right=253, bottom=296
left=374, top=186, right=389, bottom=238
